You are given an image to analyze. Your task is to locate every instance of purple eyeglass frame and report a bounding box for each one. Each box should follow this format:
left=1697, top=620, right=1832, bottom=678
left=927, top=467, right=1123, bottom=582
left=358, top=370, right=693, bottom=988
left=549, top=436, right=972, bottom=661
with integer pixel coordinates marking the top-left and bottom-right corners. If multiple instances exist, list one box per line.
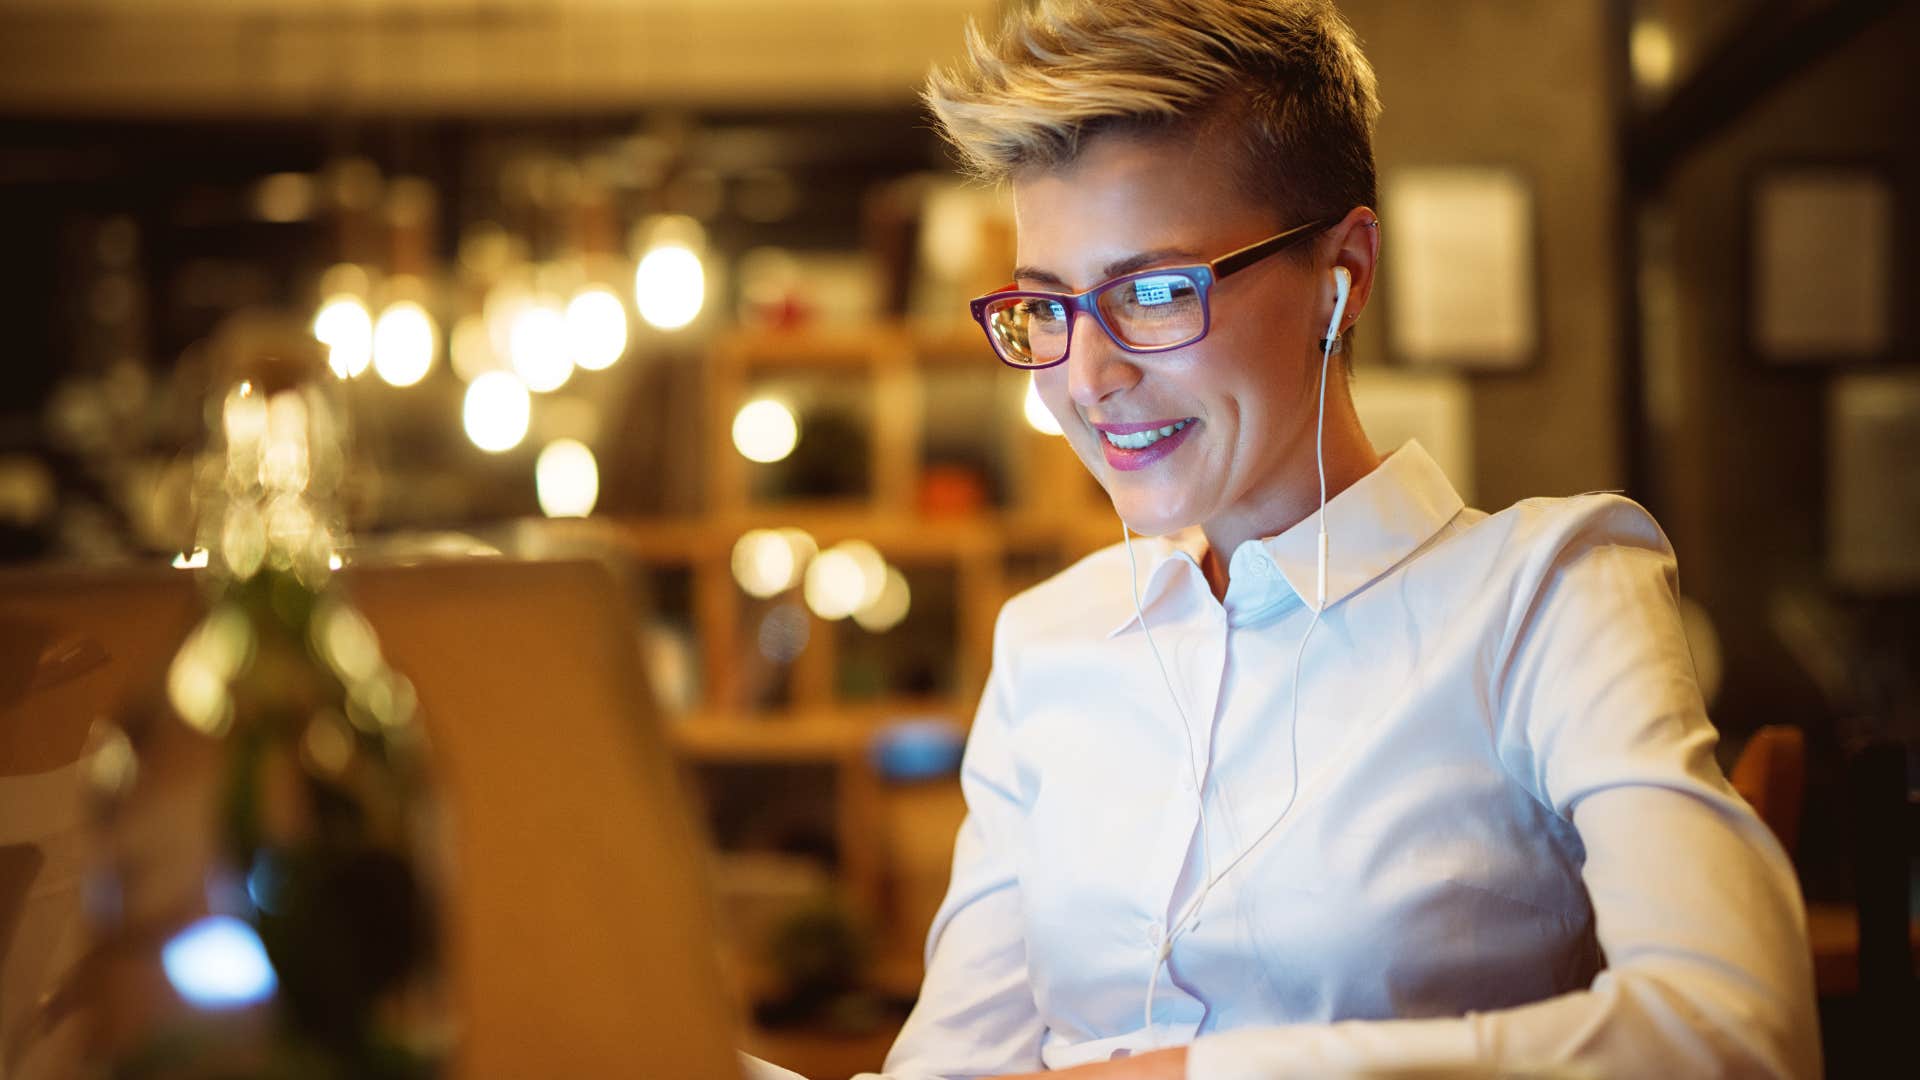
left=968, top=216, right=1336, bottom=370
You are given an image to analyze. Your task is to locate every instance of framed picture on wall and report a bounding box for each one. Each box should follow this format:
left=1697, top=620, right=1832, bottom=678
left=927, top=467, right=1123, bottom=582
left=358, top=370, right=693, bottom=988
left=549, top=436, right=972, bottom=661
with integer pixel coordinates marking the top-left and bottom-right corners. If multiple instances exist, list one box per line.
left=1747, top=163, right=1899, bottom=366
left=1382, top=166, right=1539, bottom=372
left=1827, top=373, right=1920, bottom=592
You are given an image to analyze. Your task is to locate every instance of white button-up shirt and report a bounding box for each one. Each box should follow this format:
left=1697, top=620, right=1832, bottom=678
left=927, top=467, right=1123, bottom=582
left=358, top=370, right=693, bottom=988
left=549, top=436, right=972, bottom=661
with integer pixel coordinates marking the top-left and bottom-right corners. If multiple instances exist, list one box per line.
left=866, top=441, right=1818, bottom=1079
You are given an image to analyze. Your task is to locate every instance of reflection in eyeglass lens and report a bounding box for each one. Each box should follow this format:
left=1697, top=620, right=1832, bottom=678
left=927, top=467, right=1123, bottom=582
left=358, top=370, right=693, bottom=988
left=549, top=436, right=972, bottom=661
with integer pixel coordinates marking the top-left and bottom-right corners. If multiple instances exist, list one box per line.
left=988, top=297, right=1068, bottom=366
left=1100, top=273, right=1203, bottom=347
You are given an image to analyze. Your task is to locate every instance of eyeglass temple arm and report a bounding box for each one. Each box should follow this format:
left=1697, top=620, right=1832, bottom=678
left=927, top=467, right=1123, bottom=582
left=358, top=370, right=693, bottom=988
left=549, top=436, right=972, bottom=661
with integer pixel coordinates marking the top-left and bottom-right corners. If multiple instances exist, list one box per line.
left=1211, top=217, right=1338, bottom=279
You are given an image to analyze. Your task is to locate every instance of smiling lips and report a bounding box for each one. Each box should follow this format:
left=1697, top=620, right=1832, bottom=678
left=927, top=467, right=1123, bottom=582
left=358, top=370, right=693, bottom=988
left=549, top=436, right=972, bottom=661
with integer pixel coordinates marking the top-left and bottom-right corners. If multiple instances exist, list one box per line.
left=1092, top=418, right=1198, bottom=471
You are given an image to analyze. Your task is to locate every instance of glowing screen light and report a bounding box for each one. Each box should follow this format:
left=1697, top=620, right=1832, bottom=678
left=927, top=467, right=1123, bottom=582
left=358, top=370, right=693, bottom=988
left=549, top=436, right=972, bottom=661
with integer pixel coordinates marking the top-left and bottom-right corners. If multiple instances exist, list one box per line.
left=509, top=300, right=572, bottom=393
left=732, top=398, right=798, bottom=464
left=161, top=915, right=277, bottom=1009
left=463, top=372, right=532, bottom=453
left=566, top=287, right=629, bottom=371
left=372, top=300, right=436, bottom=387
left=1023, top=375, right=1063, bottom=436
left=535, top=439, right=599, bottom=518
left=634, top=244, right=705, bottom=330
left=313, top=296, right=373, bottom=379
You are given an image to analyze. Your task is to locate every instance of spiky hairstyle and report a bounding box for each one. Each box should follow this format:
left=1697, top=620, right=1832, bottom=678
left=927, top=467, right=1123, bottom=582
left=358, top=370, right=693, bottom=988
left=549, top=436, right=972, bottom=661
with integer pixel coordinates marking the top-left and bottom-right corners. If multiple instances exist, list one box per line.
left=925, top=0, right=1380, bottom=230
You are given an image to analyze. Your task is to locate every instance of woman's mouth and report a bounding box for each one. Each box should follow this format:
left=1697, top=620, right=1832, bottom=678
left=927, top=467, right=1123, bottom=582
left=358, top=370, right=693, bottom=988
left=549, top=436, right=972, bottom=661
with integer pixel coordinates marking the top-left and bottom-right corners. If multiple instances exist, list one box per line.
left=1095, top=418, right=1198, bottom=471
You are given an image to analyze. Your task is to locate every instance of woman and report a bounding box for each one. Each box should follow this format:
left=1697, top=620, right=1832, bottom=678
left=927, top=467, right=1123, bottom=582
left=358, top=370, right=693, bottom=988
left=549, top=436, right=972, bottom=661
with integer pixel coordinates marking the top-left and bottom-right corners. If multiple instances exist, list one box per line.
left=864, top=2, right=1818, bottom=1077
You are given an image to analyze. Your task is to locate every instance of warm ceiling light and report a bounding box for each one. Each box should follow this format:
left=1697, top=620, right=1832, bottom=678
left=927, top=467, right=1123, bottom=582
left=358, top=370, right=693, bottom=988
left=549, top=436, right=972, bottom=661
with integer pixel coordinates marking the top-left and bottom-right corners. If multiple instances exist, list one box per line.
left=449, top=314, right=500, bottom=383
left=566, top=287, right=629, bottom=371
left=372, top=300, right=435, bottom=387
left=313, top=295, right=373, bottom=379
left=509, top=299, right=572, bottom=393
left=634, top=244, right=704, bottom=331
left=462, top=372, right=531, bottom=453
left=535, top=438, right=599, bottom=518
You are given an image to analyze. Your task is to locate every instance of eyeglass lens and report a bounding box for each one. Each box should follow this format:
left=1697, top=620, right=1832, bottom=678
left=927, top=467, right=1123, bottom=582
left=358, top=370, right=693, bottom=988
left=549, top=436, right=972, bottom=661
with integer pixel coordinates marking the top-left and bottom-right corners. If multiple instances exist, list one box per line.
left=983, top=271, right=1206, bottom=367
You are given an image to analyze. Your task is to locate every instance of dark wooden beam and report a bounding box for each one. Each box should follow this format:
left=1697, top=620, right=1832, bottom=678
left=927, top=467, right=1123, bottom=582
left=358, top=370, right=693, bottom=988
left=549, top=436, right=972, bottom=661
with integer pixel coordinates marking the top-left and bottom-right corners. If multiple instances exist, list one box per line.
left=1626, top=0, right=1906, bottom=196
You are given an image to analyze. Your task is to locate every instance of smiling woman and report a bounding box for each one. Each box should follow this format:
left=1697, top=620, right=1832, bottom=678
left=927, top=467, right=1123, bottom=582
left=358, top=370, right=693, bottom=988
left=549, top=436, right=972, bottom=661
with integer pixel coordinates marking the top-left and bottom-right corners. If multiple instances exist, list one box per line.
left=825, top=3, right=1825, bottom=1079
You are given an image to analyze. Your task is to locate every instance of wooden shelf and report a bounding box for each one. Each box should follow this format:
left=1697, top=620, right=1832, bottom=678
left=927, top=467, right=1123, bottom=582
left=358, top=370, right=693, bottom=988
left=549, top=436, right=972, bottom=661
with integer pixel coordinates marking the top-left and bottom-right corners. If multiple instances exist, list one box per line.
left=546, top=508, right=1114, bottom=563
left=669, top=700, right=966, bottom=763
left=527, top=320, right=1110, bottom=1005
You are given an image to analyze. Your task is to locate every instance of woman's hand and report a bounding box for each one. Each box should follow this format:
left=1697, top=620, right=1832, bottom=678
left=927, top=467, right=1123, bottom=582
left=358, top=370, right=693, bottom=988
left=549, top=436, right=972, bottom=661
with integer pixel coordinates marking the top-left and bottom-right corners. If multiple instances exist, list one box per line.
left=998, top=1046, right=1186, bottom=1079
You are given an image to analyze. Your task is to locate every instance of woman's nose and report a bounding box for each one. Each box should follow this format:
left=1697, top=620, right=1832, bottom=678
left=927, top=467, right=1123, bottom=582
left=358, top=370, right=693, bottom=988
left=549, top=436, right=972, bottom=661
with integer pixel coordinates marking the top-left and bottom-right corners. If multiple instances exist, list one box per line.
left=1066, top=311, right=1140, bottom=409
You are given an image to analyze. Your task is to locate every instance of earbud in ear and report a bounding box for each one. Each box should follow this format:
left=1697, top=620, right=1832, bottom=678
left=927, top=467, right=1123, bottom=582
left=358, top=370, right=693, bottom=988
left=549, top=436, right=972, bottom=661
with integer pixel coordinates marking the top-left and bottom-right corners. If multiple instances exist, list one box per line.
left=1323, top=266, right=1352, bottom=349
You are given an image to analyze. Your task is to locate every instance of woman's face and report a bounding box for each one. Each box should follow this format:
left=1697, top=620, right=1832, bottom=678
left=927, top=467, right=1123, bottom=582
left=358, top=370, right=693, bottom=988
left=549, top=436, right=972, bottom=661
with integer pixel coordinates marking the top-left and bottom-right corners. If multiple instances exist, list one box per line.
left=1014, top=131, right=1333, bottom=542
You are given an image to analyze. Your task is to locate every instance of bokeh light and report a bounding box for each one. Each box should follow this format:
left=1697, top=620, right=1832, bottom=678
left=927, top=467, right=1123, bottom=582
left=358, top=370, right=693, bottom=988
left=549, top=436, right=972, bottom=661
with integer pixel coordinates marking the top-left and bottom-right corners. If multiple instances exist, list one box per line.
left=535, top=438, right=600, bottom=518
left=804, top=548, right=865, bottom=621
left=803, top=539, right=887, bottom=621
left=731, top=527, right=819, bottom=598
left=634, top=244, right=704, bottom=330
left=313, top=296, right=373, bottom=379
left=166, top=605, right=252, bottom=736
left=853, top=566, right=912, bottom=632
left=1023, top=375, right=1063, bottom=436
left=757, top=603, right=811, bottom=664
left=372, top=300, right=436, bottom=387
left=449, top=314, right=501, bottom=382
left=566, top=287, right=629, bottom=371
left=509, top=299, right=573, bottom=393
left=462, top=372, right=531, bottom=453
left=162, top=915, right=277, bottom=1010
left=1630, top=19, right=1675, bottom=90
left=732, top=398, right=798, bottom=463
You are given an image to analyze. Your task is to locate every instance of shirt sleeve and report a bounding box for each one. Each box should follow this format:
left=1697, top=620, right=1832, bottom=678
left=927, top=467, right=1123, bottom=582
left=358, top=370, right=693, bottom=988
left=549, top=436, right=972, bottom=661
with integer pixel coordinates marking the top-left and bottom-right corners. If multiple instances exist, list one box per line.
left=1185, top=500, right=1821, bottom=1079
left=855, top=606, right=1047, bottom=1080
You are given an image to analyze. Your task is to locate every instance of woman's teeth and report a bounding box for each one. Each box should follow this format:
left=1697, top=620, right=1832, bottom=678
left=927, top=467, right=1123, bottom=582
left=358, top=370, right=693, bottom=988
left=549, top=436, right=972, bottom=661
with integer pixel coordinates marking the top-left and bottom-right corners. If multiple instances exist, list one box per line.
left=1103, top=419, right=1190, bottom=450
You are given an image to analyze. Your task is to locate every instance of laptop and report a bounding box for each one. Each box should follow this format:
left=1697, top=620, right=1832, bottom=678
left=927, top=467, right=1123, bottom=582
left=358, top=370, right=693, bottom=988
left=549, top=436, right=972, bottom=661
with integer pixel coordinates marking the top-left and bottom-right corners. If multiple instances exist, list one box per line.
left=0, top=558, right=750, bottom=1078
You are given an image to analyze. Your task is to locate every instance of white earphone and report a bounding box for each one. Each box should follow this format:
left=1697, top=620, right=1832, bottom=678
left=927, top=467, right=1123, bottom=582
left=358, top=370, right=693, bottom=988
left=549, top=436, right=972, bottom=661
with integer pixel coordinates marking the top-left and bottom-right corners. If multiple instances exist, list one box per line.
left=1127, top=263, right=1352, bottom=1044
left=1323, top=265, right=1352, bottom=358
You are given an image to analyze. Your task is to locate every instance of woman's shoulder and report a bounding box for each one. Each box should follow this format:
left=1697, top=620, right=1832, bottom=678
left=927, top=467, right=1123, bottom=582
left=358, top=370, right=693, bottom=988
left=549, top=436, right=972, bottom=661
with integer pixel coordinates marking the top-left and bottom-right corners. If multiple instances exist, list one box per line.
left=1449, top=490, right=1674, bottom=572
left=1433, top=491, right=1681, bottom=622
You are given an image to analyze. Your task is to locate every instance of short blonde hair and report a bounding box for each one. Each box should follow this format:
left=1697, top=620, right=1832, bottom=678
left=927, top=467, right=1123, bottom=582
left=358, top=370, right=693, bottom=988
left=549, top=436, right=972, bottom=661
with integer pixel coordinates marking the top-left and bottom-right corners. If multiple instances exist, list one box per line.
left=926, top=0, right=1380, bottom=228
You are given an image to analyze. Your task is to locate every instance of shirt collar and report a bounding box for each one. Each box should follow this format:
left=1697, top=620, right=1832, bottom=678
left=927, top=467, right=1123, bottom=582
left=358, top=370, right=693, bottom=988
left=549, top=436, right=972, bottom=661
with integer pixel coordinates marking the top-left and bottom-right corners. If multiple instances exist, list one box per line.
left=1108, top=440, right=1464, bottom=636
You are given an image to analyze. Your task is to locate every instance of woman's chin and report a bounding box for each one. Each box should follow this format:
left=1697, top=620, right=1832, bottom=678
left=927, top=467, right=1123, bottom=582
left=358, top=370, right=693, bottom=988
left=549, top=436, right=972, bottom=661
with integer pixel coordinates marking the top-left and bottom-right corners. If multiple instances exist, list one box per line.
left=1109, top=497, right=1196, bottom=539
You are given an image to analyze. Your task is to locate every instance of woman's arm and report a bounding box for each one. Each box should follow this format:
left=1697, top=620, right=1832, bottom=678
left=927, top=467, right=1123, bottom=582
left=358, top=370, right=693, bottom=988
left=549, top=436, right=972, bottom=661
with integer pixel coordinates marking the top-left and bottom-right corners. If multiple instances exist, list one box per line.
left=1178, top=521, right=1819, bottom=1078
left=858, top=610, right=1048, bottom=1079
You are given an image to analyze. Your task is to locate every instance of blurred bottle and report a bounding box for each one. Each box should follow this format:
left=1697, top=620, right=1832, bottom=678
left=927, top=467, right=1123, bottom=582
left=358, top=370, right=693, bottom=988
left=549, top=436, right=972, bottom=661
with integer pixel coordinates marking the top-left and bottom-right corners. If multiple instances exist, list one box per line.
left=59, top=316, right=448, bottom=1077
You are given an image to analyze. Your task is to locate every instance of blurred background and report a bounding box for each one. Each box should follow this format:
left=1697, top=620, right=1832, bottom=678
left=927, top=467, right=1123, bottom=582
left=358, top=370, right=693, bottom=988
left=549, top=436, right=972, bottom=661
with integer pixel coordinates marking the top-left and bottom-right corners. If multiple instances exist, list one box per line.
left=0, top=0, right=1914, bottom=1074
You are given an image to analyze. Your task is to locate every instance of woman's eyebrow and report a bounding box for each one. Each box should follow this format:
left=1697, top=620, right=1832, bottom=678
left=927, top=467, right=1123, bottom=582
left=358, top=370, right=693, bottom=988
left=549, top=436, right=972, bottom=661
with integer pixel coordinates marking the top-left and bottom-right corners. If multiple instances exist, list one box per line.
left=1013, top=248, right=1202, bottom=290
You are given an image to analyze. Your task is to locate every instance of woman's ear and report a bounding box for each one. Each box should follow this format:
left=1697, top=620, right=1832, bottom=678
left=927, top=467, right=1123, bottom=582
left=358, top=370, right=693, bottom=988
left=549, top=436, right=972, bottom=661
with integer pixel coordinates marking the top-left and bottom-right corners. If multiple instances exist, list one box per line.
left=1323, top=206, right=1381, bottom=353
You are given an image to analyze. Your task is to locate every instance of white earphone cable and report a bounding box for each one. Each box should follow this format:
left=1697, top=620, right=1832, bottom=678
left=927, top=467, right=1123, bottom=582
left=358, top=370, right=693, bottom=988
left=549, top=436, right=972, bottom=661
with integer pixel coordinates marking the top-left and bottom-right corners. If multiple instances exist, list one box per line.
left=1137, top=275, right=1342, bottom=1045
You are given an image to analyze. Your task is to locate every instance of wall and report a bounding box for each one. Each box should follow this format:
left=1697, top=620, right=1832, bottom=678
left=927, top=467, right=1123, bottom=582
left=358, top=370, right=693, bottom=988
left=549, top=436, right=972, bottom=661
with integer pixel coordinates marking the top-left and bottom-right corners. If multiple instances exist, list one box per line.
left=1657, top=1, right=1920, bottom=743
left=0, top=0, right=997, bottom=113
left=1345, top=0, right=1627, bottom=510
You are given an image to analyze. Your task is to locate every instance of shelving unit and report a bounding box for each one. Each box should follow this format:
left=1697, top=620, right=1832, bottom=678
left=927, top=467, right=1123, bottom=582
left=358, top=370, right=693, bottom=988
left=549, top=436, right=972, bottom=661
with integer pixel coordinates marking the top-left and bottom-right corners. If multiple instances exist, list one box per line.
left=540, top=320, right=1117, bottom=1002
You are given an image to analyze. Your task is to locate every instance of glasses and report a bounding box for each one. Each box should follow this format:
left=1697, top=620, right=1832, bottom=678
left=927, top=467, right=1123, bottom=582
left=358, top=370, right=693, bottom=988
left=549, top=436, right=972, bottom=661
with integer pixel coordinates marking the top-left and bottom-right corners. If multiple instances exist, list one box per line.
left=968, top=216, right=1335, bottom=370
